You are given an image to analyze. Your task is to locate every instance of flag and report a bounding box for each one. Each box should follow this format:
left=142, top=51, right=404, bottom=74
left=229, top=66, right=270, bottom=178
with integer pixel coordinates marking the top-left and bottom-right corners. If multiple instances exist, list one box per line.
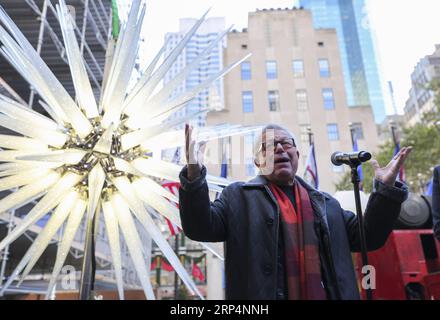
left=165, top=218, right=180, bottom=236
left=304, top=143, right=319, bottom=189
left=150, top=257, right=157, bottom=271
left=220, top=161, right=227, bottom=179
left=215, top=140, right=228, bottom=200
left=353, top=138, right=364, bottom=191
left=220, top=139, right=228, bottom=179
left=192, top=261, right=205, bottom=282
left=161, top=180, right=181, bottom=236
left=426, top=178, right=433, bottom=196
left=161, top=258, right=174, bottom=272
left=393, top=142, right=406, bottom=182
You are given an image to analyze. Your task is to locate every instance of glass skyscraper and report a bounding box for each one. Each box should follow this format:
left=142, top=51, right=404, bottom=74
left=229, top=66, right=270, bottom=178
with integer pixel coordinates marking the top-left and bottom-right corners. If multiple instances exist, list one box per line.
left=299, top=0, right=386, bottom=122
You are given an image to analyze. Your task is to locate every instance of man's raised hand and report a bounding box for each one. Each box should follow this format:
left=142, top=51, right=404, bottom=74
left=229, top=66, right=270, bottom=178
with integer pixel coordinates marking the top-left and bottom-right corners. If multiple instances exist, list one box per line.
left=370, top=146, right=413, bottom=186
left=185, top=123, right=206, bottom=181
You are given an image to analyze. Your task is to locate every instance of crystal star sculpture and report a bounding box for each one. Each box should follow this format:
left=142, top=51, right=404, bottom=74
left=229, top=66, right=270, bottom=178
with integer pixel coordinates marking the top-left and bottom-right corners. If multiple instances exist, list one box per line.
left=0, top=0, right=253, bottom=299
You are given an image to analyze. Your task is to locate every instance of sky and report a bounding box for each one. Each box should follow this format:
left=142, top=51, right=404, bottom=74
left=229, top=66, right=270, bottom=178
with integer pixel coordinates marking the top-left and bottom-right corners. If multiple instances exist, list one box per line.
left=132, top=0, right=440, bottom=115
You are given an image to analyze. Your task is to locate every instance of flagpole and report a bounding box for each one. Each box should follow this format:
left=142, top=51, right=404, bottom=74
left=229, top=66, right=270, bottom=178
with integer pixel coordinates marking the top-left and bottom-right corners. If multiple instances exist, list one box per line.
left=307, top=126, right=313, bottom=146
left=348, top=122, right=355, bottom=148
left=305, top=126, right=319, bottom=189
left=389, top=120, right=398, bottom=146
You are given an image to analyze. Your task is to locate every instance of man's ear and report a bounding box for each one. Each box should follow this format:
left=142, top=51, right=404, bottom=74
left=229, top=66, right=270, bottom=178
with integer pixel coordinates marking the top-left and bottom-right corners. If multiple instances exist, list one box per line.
left=255, top=153, right=266, bottom=168
left=297, top=150, right=300, bottom=158
left=254, top=158, right=260, bottom=168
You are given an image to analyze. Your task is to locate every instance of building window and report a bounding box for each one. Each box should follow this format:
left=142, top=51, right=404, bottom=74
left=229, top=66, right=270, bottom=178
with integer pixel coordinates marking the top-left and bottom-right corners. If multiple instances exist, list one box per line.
left=242, top=91, right=253, bottom=113
left=292, top=59, right=304, bottom=78
left=266, top=61, right=277, bottom=79
left=351, top=122, right=364, bottom=140
left=319, top=59, right=330, bottom=77
left=300, top=124, right=311, bottom=143
left=296, top=89, right=308, bottom=111
left=327, top=123, right=339, bottom=141
left=241, top=61, right=251, bottom=80
left=246, top=158, right=256, bottom=177
left=268, top=90, right=280, bottom=111
left=322, top=88, right=335, bottom=109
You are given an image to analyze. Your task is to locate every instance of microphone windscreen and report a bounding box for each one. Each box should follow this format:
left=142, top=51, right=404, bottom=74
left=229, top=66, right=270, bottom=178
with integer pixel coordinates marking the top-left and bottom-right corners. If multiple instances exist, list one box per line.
left=359, top=151, right=372, bottom=162
left=331, top=152, right=342, bottom=166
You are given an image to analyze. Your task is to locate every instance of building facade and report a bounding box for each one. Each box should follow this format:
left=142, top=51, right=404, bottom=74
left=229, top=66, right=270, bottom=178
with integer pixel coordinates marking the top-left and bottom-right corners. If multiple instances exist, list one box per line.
left=404, top=44, right=440, bottom=127
left=298, top=0, right=386, bottom=123
left=206, top=8, right=379, bottom=193
left=164, top=17, right=226, bottom=128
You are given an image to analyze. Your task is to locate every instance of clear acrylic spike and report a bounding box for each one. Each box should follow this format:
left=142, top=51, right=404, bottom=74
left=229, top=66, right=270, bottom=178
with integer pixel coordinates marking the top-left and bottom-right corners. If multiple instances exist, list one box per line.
left=0, top=114, right=67, bottom=147
left=0, top=172, right=81, bottom=252
left=112, top=176, right=203, bottom=299
left=45, top=198, right=87, bottom=298
left=124, top=9, right=210, bottom=116
left=0, top=168, right=51, bottom=192
left=0, top=191, right=78, bottom=294
left=57, top=1, right=98, bottom=118
left=0, top=171, right=60, bottom=215
left=111, top=193, right=155, bottom=300
left=0, top=134, right=49, bottom=151
left=102, top=201, right=124, bottom=300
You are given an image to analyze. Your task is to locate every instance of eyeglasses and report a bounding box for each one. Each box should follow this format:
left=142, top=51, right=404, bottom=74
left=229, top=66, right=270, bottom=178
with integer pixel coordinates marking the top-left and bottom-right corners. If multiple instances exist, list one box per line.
left=260, top=138, right=296, bottom=152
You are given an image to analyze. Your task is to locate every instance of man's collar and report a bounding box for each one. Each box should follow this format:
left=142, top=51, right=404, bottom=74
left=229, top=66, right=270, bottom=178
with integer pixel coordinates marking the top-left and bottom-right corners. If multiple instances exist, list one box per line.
left=243, top=174, right=331, bottom=200
left=243, top=174, right=269, bottom=187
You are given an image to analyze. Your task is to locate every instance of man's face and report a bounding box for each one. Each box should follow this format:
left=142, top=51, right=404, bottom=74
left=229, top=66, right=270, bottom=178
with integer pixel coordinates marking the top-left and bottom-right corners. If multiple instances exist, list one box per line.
left=257, top=129, right=299, bottom=185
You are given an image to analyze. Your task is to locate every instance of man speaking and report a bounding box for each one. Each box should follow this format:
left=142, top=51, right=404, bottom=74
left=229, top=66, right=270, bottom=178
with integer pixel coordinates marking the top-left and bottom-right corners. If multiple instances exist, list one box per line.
left=179, top=124, right=412, bottom=300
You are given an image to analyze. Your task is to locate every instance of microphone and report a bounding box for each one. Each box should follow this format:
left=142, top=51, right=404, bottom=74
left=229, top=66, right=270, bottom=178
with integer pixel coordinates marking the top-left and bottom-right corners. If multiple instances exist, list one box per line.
left=331, top=151, right=372, bottom=166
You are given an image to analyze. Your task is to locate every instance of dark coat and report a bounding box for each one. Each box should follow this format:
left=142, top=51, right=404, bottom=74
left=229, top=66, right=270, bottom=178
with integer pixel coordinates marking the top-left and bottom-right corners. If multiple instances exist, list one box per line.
left=179, top=166, right=408, bottom=300
left=432, top=166, right=440, bottom=241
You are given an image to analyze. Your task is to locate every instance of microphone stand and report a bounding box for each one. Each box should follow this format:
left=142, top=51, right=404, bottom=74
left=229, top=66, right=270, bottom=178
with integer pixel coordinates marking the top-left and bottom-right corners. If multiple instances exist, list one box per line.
left=350, top=163, right=373, bottom=301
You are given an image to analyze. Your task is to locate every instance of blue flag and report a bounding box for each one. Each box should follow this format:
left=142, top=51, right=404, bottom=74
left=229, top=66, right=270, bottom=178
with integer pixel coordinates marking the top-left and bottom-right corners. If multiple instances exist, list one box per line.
left=393, top=142, right=406, bottom=182
left=220, top=160, right=227, bottom=179
left=216, top=146, right=228, bottom=199
left=426, top=178, right=433, bottom=196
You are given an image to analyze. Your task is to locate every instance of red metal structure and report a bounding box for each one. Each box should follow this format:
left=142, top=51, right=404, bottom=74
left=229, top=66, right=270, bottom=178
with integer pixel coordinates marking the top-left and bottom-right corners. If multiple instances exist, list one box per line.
left=356, top=230, right=440, bottom=300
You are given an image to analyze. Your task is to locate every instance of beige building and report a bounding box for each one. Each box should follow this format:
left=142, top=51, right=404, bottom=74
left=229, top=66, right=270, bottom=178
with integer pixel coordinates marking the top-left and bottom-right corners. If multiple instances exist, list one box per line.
left=206, top=8, right=379, bottom=193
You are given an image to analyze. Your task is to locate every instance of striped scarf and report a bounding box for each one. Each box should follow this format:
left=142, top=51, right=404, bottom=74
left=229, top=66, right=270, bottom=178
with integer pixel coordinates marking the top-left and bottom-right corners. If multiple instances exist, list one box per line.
left=269, top=181, right=326, bottom=300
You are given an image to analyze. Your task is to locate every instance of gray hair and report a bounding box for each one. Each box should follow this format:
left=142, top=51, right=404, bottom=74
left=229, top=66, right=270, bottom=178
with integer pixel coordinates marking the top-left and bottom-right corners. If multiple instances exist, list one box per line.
left=253, top=124, right=299, bottom=163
